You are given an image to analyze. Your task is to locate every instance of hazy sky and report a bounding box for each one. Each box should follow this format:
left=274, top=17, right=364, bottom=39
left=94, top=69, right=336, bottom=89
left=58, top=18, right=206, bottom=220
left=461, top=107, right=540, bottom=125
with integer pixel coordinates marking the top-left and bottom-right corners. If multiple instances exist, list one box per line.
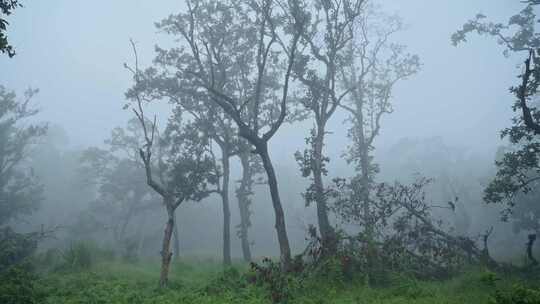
left=0, top=0, right=524, bottom=159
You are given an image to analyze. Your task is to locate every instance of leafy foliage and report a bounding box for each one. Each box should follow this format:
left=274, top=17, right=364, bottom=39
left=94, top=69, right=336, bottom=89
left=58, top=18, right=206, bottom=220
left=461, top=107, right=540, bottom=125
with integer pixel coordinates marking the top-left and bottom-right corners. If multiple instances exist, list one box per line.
left=330, top=177, right=482, bottom=281
left=453, top=1, right=540, bottom=220
left=0, top=264, right=41, bottom=304
left=0, top=226, right=42, bottom=304
left=0, top=0, right=21, bottom=57
left=491, top=284, right=540, bottom=304
left=76, top=119, right=160, bottom=249
left=0, top=226, right=36, bottom=272
left=0, top=86, right=46, bottom=226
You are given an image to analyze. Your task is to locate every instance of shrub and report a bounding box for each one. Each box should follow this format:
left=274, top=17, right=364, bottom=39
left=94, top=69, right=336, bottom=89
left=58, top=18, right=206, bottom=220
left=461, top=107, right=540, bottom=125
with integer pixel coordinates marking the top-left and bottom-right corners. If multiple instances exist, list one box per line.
left=63, top=241, right=92, bottom=269
left=249, top=258, right=302, bottom=303
left=480, top=270, right=500, bottom=287
left=0, top=264, right=42, bottom=304
left=492, top=284, right=540, bottom=304
left=0, top=227, right=37, bottom=272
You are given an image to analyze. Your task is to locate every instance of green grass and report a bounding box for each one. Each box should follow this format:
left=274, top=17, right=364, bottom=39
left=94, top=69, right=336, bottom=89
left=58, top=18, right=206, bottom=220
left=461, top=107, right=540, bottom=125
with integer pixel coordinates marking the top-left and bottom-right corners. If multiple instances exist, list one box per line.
left=31, top=259, right=538, bottom=304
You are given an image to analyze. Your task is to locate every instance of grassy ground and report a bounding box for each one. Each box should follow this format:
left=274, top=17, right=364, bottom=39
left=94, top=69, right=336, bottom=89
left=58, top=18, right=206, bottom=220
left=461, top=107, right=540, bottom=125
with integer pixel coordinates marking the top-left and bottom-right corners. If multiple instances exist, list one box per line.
left=31, top=258, right=539, bottom=304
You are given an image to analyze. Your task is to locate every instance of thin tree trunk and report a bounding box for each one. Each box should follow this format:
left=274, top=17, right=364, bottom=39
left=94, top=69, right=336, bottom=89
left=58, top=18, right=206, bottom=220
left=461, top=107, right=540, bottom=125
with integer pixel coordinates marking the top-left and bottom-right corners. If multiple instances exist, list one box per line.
left=237, top=151, right=253, bottom=262
left=351, top=95, right=375, bottom=284
left=136, top=214, right=147, bottom=258
left=312, top=123, right=336, bottom=254
left=173, top=211, right=180, bottom=261
left=221, top=153, right=232, bottom=266
left=528, top=234, right=538, bottom=266
left=159, top=204, right=175, bottom=288
left=258, top=143, right=291, bottom=270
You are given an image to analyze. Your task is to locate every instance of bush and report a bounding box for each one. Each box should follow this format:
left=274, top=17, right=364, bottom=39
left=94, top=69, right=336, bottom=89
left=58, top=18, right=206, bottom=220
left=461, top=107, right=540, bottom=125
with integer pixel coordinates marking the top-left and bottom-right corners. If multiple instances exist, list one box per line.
left=389, top=277, right=432, bottom=300
left=0, top=264, right=42, bottom=304
left=60, top=241, right=94, bottom=270
left=480, top=270, right=500, bottom=287
left=58, top=240, right=115, bottom=270
left=249, top=258, right=302, bottom=304
left=0, top=227, right=37, bottom=272
left=492, top=284, right=540, bottom=304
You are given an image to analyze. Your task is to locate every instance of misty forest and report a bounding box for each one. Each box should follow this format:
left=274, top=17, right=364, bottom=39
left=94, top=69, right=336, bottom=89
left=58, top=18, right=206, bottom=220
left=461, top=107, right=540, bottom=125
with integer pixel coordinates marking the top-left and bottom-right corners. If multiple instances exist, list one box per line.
left=4, top=1, right=540, bottom=303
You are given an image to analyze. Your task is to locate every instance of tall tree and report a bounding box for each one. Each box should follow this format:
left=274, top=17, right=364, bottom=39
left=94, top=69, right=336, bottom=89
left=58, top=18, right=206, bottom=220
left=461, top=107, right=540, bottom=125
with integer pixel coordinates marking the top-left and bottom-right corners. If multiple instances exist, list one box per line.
left=453, top=1, right=540, bottom=217
left=337, top=5, right=420, bottom=244
left=0, top=0, right=21, bottom=57
left=293, top=0, right=365, bottom=253
left=152, top=0, right=307, bottom=269
left=0, top=86, right=46, bottom=226
left=235, top=141, right=262, bottom=262
left=130, top=66, right=245, bottom=265
left=125, top=49, right=217, bottom=287
left=171, top=105, right=237, bottom=265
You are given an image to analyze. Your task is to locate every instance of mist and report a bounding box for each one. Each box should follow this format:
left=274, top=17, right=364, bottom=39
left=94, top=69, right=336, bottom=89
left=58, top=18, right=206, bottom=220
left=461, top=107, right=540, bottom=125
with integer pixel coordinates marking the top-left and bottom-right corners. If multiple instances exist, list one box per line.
left=1, top=1, right=539, bottom=303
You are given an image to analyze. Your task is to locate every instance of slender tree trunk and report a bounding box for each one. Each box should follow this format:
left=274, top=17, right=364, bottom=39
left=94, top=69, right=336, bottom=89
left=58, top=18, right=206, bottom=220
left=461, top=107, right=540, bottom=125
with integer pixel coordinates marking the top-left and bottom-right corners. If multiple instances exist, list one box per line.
left=528, top=234, right=538, bottom=266
left=258, top=142, right=291, bottom=270
left=136, top=214, right=147, bottom=258
left=359, top=148, right=372, bottom=237
left=351, top=99, right=375, bottom=284
left=221, top=153, right=232, bottom=266
left=119, top=206, right=135, bottom=244
left=159, top=203, right=175, bottom=288
left=237, top=151, right=253, bottom=262
left=173, top=211, right=180, bottom=261
left=312, top=123, right=336, bottom=254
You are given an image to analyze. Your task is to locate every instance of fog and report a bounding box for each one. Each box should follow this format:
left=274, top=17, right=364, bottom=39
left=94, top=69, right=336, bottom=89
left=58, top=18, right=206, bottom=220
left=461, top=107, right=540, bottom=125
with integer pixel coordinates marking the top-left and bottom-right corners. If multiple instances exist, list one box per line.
left=0, top=0, right=532, bottom=264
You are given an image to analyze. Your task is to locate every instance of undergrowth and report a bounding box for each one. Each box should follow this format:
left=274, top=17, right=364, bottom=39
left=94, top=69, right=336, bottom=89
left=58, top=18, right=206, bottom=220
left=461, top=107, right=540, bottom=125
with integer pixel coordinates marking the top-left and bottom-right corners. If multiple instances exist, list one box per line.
left=12, top=259, right=537, bottom=304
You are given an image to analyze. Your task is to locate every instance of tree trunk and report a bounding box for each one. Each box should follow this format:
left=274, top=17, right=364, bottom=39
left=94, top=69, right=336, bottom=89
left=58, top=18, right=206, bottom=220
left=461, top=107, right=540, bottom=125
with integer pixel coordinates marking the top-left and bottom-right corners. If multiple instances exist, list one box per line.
left=312, top=123, right=336, bottom=254
left=527, top=234, right=538, bottom=266
left=221, top=153, right=232, bottom=266
left=352, top=103, right=375, bottom=284
left=159, top=204, right=175, bottom=288
left=258, top=142, right=291, bottom=270
left=136, top=214, right=147, bottom=258
left=237, top=151, right=253, bottom=262
left=173, top=211, right=180, bottom=261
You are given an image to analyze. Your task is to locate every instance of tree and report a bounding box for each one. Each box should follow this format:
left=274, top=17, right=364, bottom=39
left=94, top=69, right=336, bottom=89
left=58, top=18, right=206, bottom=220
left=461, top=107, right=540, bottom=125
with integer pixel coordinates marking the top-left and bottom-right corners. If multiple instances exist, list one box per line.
left=78, top=120, right=160, bottom=259
left=125, top=49, right=217, bottom=287
left=129, top=64, right=244, bottom=265
left=234, top=141, right=263, bottom=262
left=131, top=59, right=264, bottom=263
left=0, top=0, right=21, bottom=57
left=452, top=1, right=540, bottom=217
left=0, top=86, right=46, bottom=227
left=152, top=0, right=307, bottom=269
left=293, top=0, right=365, bottom=254
left=339, top=5, right=420, bottom=240
left=171, top=106, right=238, bottom=265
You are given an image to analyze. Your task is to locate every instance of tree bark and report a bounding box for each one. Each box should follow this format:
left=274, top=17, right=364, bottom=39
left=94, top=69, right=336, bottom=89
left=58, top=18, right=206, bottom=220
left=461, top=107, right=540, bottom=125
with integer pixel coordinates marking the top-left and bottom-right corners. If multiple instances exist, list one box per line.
left=159, top=203, right=175, bottom=288
left=221, top=152, right=232, bottom=266
left=136, top=213, right=147, bottom=258
left=237, top=151, right=253, bottom=262
left=258, top=142, right=291, bottom=270
left=527, top=234, right=538, bottom=266
left=312, top=123, right=336, bottom=253
left=173, top=211, right=180, bottom=261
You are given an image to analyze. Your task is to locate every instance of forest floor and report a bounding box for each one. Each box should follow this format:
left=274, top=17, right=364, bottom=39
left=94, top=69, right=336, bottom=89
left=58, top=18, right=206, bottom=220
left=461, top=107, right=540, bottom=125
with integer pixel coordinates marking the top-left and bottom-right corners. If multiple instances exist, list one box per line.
left=31, top=257, right=540, bottom=304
